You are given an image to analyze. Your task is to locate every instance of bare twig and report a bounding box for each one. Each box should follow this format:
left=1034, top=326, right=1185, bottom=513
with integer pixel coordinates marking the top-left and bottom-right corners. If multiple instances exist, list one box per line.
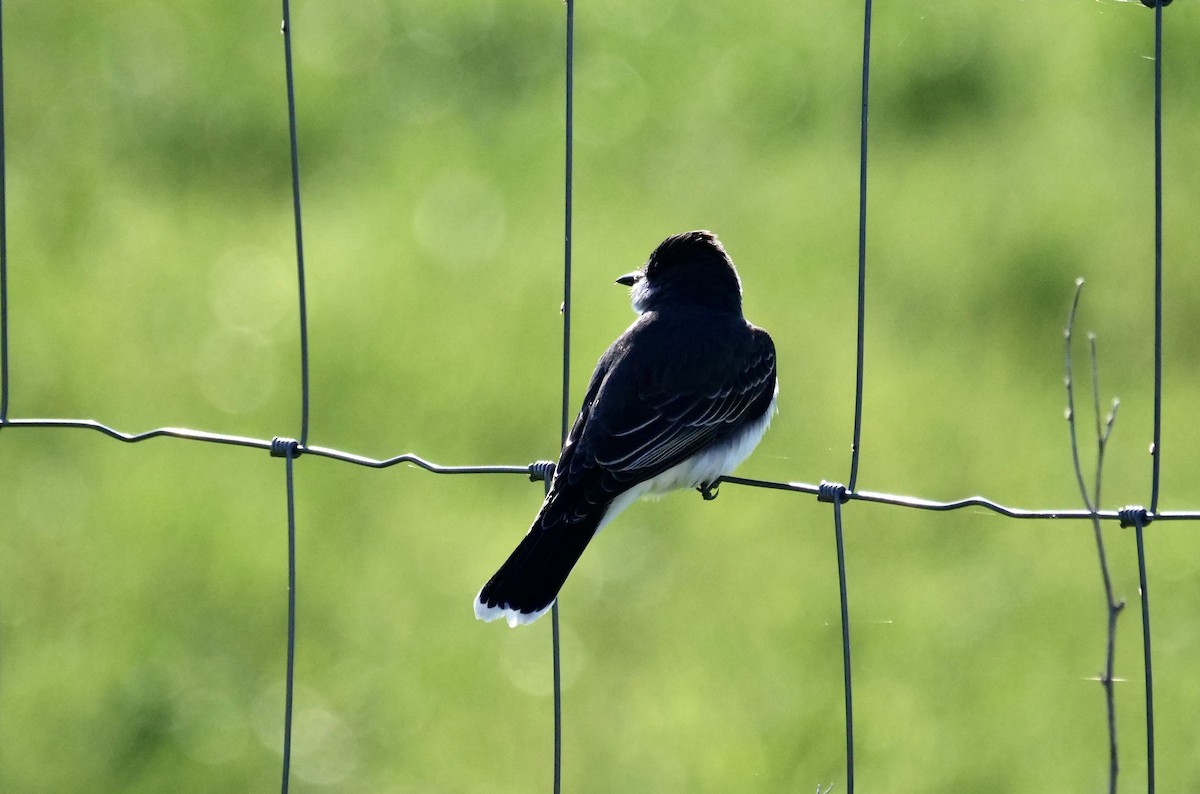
left=1064, top=278, right=1125, bottom=794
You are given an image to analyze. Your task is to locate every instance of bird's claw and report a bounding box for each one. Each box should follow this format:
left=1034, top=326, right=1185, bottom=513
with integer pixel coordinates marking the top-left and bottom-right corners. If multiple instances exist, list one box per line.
left=698, top=481, right=720, bottom=501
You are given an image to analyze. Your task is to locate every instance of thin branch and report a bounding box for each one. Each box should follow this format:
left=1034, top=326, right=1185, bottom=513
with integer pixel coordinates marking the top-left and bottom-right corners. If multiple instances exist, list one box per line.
left=1064, top=278, right=1125, bottom=794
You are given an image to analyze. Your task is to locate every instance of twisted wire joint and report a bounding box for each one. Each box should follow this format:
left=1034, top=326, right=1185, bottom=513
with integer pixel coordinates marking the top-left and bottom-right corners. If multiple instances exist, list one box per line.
left=818, top=481, right=850, bottom=504
left=271, top=437, right=302, bottom=459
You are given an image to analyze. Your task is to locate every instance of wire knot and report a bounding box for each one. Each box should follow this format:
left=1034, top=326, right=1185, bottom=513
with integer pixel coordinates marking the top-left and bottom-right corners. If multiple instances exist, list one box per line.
left=1118, top=506, right=1151, bottom=529
left=818, top=481, right=849, bottom=504
left=270, top=437, right=302, bottom=458
left=529, top=460, right=556, bottom=483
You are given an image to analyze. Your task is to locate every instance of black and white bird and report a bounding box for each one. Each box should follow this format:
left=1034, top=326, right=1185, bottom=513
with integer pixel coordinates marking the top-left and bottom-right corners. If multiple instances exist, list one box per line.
left=475, top=230, right=778, bottom=627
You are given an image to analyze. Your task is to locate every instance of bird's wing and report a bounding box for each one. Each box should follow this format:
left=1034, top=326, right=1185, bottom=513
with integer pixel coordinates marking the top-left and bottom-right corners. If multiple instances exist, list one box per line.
left=567, top=317, right=776, bottom=488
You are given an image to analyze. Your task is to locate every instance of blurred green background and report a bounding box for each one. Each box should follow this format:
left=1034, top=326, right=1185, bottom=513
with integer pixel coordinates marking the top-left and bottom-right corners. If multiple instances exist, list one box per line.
left=1, top=0, right=1199, bottom=791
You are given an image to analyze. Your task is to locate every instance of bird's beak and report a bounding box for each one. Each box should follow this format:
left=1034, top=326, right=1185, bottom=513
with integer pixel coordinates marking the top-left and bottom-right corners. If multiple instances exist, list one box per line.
left=615, top=271, right=641, bottom=287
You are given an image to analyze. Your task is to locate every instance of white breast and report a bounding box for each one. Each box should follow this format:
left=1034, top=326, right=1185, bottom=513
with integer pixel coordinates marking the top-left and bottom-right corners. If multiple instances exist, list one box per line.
left=594, top=386, right=778, bottom=534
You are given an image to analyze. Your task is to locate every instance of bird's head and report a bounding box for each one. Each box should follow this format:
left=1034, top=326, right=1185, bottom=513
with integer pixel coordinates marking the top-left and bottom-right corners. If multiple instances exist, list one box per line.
left=616, top=230, right=743, bottom=316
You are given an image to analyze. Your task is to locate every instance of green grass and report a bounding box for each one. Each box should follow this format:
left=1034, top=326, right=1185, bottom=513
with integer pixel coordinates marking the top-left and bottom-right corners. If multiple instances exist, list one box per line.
left=2, top=1, right=1199, bottom=791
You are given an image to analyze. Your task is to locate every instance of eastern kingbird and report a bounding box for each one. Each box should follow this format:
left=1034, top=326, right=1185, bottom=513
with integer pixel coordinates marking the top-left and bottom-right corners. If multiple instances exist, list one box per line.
left=475, top=230, right=778, bottom=627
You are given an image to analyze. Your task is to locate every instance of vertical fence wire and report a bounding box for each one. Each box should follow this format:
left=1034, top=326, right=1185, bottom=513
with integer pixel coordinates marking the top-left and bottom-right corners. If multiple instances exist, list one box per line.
left=1138, top=2, right=1167, bottom=789
left=280, top=445, right=299, bottom=794
left=551, top=2, right=575, bottom=792
left=281, top=0, right=311, bottom=449
left=847, top=0, right=872, bottom=495
left=829, top=2, right=873, bottom=791
left=0, top=0, right=8, bottom=424
left=1132, top=508, right=1155, bottom=793
left=1148, top=0, right=1164, bottom=516
left=830, top=491, right=855, bottom=794
left=0, top=0, right=6, bottom=709
left=560, top=0, right=575, bottom=452
left=278, top=1, right=309, bottom=790
left=549, top=476, right=564, bottom=794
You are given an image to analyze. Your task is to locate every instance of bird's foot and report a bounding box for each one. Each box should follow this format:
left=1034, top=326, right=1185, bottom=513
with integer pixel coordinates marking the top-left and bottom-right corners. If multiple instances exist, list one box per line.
left=697, top=481, right=720, bottom=501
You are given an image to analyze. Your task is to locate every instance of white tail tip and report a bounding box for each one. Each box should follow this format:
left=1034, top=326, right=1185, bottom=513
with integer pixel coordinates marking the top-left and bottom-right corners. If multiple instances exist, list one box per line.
left=474, top=591, right=553, bottom=627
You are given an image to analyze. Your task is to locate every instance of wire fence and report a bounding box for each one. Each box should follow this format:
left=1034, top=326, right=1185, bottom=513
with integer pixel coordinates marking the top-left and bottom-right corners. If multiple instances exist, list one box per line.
left=0, top=1, right=1191, bottom=792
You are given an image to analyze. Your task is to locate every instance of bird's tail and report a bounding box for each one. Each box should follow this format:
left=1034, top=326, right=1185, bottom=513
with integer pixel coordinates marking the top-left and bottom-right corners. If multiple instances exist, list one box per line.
left=474, top=505, right=603, bottom=627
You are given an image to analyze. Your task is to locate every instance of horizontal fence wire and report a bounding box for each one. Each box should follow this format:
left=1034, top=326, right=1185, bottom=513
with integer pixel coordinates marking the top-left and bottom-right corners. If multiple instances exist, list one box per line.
left=0, top=1, right=1190, bottom=792
left=0, top=418, right=534, bottom=475
left=6, top=413, right=1200, bottom=524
